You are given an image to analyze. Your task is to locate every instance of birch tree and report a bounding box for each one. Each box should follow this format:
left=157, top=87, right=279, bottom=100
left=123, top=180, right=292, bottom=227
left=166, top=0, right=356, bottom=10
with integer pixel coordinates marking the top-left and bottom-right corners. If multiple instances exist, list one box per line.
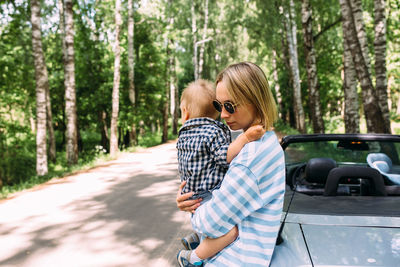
left=128, top=0, right=137, bottom=146
left=162, top=0, right=174, bottom=143
left=31, top=0, right=48, bottom=175
left=272, top=49, right=283, bottom=120
left=198, top=0, right=209, bottom=79
left=45, top=83, right=56, bottom=162
left=279, top=26, right=295, bottom=126
left=374, top=0, right=391, bottom=133
left=169, top=38, right=178, bottom=135
left=110, top=0, right=122, bottom=156
left=301, top=0, right=324, bottom=133
left=64, top=0, right=78, bottom=164
left=171, top=52, right=179, bottom=135
left=397, top=98, right=400, bottom=116
left=164, top=1, right=179, bottom=135
left=342, top=36, right=360, bottom=133
left=339, top=0, right=386, bottom=133
left=192, top=1, right=198, bottom=80
left=162, top=42, right=170, bottom=143
left=284, top=0, right=306, bottom=133
left=128, top=0, right=135, bottom=105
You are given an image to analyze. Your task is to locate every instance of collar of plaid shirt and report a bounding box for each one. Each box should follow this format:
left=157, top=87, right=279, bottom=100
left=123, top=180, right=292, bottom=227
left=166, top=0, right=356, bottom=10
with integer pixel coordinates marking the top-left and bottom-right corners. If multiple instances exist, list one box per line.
left=179, top=117, right=230, bottom=134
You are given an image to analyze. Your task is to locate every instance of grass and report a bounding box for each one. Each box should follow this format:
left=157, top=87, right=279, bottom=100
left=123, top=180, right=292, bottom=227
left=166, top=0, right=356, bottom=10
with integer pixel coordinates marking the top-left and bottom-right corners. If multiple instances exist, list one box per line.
left=0, top=150, right=112, bottom=199
left=0, top=130, right=178, bottom=199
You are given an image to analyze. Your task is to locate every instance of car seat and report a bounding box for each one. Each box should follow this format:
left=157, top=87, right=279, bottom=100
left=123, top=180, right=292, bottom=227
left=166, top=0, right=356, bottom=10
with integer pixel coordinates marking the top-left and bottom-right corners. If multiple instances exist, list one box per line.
left=366, top=153, right=400, bottom=185
left=295, top=158, right=338, bottom=195
left=324, top=166, right=387, bottom=196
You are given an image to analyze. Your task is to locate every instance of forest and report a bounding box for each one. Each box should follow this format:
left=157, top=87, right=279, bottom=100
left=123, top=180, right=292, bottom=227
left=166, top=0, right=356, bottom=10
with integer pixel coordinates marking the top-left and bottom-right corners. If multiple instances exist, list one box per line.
left=0, top=0, right=399, bottom=194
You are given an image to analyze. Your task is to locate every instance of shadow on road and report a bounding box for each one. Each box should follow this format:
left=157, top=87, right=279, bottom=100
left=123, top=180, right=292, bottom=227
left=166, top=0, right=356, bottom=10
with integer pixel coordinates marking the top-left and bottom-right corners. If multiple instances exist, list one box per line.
left=0, top=142, right=192, bottom=267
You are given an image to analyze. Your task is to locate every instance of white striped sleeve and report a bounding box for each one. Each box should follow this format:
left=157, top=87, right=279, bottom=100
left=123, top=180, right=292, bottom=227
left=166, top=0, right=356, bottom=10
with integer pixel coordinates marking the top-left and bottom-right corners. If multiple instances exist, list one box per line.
left=191, top=163, right=263, bottom=238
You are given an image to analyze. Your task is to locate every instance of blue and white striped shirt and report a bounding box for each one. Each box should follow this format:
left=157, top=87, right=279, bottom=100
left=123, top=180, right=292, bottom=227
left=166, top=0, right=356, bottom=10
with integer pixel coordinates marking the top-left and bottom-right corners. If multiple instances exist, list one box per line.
left=191, top=131, right=285, bottom=266
left=177, top=117, right=231, bottom=195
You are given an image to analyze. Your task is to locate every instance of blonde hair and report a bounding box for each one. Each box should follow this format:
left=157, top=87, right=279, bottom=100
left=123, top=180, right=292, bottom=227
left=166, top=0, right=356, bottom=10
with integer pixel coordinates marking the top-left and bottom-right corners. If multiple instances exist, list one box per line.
left=216, top=62, right=278, bottom=130
left=181, top=79, right=219, bottom=119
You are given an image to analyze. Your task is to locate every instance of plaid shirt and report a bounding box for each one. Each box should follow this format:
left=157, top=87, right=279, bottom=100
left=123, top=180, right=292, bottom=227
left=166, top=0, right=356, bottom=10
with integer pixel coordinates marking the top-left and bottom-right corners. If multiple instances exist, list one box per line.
left=177, top=117, right=231, bottom=194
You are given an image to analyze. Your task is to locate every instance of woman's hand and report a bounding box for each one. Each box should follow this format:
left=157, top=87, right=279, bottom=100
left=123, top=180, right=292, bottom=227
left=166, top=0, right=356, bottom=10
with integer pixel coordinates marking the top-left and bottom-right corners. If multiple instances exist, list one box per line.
left=176, top=181, right=202, bottom=214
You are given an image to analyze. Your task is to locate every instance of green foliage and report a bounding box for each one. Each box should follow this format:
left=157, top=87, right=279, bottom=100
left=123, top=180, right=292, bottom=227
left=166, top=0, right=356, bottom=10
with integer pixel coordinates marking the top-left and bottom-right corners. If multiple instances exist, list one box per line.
left=0, top=126, right=36, bottom=188
left=274, top=120, right=299, bottom=136
left=0, top=0, right=399, bottom=197
left=324, top=116, right=345, bottom=134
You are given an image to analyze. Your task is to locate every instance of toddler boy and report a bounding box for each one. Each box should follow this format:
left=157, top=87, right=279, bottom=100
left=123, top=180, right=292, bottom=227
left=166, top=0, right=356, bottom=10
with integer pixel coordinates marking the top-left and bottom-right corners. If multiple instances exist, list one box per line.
left=176, top=79, right=263, bottom=266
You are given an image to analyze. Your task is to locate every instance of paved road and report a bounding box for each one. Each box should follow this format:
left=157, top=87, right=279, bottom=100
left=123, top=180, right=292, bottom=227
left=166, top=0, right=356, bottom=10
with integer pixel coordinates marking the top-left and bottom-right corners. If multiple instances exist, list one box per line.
left=0, top=141, right=192, bottom=267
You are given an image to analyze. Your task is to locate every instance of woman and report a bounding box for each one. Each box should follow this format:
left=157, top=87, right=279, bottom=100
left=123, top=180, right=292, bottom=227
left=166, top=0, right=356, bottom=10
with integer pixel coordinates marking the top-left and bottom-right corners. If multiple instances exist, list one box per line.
left=176, top=62, right=286, bottom=266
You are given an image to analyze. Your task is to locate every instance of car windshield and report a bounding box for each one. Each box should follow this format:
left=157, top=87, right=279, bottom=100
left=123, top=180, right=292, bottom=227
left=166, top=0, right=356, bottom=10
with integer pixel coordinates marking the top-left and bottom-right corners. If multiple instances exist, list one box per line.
left=285, top=140, right=400, bottom=167
left=282, top=136, right=400, bottom=217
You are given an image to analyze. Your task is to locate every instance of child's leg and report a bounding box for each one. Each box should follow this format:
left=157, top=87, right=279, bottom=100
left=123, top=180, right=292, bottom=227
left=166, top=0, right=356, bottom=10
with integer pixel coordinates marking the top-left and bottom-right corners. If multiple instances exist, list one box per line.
left=195, top=225, right=238, bottom=260
left=181, top=232, right=200, bottom=250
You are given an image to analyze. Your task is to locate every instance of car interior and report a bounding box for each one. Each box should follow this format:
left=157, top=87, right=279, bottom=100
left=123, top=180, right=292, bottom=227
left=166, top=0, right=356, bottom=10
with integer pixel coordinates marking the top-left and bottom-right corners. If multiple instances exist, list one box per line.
left=277, top=136, right=400, bottom=245
left=288, top=155, right=400, bottom=197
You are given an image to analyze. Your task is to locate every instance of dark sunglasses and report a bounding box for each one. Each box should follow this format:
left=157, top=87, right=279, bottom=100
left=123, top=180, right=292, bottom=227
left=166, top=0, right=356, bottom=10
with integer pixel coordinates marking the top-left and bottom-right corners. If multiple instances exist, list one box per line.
left=212, top=99, right=239, bottom=114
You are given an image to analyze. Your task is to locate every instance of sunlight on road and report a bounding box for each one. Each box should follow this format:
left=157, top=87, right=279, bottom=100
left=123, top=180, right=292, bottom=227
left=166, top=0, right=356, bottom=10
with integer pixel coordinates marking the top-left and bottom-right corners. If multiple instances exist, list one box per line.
left=0, top=142, right=191, bottom=267
left=137, top=179, right=178, bottom=198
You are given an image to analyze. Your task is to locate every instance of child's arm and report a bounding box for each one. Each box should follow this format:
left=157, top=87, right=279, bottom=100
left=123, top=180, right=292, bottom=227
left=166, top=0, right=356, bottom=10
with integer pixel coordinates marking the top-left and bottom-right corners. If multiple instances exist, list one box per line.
left=195, top=225, right=238, bottom=261
left=226, top=125, right=264, bottom=163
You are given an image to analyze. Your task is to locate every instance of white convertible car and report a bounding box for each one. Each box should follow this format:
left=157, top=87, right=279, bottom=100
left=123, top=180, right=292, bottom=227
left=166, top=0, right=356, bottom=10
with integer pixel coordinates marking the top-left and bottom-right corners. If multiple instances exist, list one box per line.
left=270, top=134, right=400, bottom=267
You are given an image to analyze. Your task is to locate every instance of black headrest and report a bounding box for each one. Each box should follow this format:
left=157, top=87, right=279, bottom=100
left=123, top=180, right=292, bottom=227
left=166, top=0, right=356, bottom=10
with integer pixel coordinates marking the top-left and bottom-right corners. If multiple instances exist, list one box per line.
left=324, top=167, right=386, bottom=196
left=305, top=158, right=337, bottom=184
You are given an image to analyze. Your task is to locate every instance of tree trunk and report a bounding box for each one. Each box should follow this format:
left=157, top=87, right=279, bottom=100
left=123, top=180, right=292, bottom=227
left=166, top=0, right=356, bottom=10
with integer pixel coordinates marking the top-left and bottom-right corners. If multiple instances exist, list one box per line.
left=162, top=37, right=171, bottom=143
left=170, top=41, right=179, bottom=135
left=351, top=0, right=371, bottom=71
left=64, top=0, right=78, bottom=165
left=342, top=35, right=360, bottom=133
left=128, top=0, right=137, bottom=146
left=58, top=0, right=67, bottom=60
left=99, top=110, right=109, bottom=152
left=397, top=97, right=400, bottom=117
left=165, top=2, right=179, bottom=135
left=110, top=0, right=122, bottom=156
left=129, top=124, right=137, bottom=147
left=29, top=106, right=36, bottom=132
left=198, top=0, right=209, bottom=79
left=128, top=0, right=135, bottom=105
left=0, top=130, right=4, bottom=188
left=374, top=0, right=391, bottom=133
left=339, top=0, right=386, bottom=133
left=45, top=85, right=56, bottom=162
left=285, top=0, right=306, bottom=133
left=173, top=82, right=179, bottom=135
left=279, top=26, right=292, bottom=125
left=301, top=0, right=324, bottom=133
left=272, top=49, right=283, bottom=121
left=192, top=1, right=198, bottom=80
left=31, top=0, right=48, bottom=175
left=134, top=38, right=140, bottom=146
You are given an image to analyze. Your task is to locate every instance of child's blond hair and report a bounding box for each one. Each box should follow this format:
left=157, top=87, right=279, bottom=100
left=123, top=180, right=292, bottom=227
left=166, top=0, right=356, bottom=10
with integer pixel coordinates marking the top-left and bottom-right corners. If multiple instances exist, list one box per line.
left=181, top=79, right=219, bottom=119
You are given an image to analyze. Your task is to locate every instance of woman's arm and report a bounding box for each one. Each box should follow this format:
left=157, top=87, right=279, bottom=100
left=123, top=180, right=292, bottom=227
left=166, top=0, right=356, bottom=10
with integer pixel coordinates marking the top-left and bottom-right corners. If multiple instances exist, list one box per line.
left=191, top=158, right=285, bottom=238
left=191, top=163, right=264, bottom=238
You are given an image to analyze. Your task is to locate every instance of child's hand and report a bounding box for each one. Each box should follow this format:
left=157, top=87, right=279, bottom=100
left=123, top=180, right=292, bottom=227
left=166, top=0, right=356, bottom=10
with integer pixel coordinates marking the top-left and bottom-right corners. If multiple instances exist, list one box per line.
left=244, top=125, right=265, bottom=142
